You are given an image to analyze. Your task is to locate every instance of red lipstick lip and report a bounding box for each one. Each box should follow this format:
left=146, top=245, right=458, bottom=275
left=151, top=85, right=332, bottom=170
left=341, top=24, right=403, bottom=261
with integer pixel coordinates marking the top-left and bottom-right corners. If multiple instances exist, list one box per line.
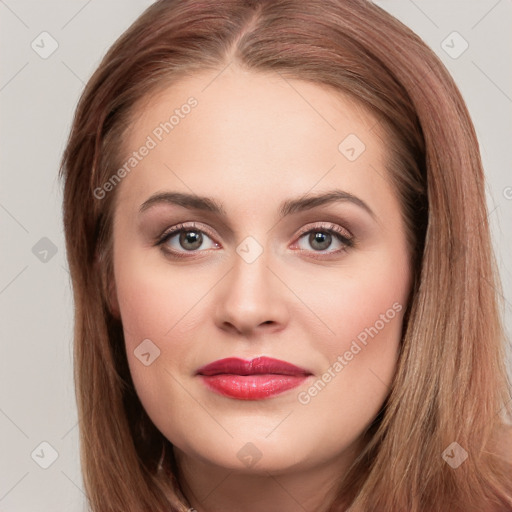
left=196, top=356, right=311, bottom=377
left=196, top=357, right=312, bottom=400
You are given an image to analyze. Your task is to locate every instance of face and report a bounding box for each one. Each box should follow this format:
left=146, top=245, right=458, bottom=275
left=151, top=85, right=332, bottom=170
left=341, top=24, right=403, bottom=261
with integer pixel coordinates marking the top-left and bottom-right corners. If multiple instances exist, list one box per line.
left=109, top=66, right=412, bottom=476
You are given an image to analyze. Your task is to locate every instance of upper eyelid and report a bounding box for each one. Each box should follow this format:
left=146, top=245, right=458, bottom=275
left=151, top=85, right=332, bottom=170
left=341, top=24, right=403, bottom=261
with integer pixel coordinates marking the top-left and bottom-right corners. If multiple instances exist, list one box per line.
left=158, top=221, right=352, bottom=246
left=295, top=222, right=352, bottom=239
left=158, top=221, right=217, bottom=243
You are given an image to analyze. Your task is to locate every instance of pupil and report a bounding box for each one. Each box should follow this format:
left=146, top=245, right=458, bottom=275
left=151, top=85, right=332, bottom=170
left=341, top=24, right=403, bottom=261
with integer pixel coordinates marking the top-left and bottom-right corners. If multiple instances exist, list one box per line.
left=310, top=231, right=331, bottom=251
left=180, top=230, right=202, bottom=250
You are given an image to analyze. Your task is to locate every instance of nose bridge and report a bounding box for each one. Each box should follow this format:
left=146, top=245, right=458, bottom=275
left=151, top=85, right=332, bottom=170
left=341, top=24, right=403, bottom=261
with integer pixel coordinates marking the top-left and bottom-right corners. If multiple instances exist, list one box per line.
left=214, top=242, right=288, bottom=334
left=227, top=246, right=273, bottom=309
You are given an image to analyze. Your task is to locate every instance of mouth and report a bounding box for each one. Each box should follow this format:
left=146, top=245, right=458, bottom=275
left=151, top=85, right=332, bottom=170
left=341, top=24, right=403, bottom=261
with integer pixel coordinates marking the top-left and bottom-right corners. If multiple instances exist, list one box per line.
left=196, top=356, right=312, bottom=400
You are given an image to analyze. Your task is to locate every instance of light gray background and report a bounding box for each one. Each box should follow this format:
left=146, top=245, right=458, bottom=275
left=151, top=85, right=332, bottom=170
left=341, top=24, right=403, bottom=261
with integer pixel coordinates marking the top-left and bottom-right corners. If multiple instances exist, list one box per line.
left=1, top=1, right=511, bottom=510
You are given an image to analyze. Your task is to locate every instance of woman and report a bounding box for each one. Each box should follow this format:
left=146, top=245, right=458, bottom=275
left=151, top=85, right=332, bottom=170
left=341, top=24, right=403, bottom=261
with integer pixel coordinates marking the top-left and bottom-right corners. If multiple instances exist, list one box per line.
left=60, top=0, right=512, bottom=510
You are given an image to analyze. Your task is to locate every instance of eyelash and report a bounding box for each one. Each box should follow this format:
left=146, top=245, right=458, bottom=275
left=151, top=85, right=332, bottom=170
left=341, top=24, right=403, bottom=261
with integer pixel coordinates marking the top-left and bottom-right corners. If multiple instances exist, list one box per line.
left=155, top=221, right=355, bottom=260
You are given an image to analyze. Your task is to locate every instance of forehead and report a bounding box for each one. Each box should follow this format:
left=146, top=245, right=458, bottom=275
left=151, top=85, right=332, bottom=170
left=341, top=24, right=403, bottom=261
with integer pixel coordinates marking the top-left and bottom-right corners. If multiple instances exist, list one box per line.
left=113, top=66, right=392, bottom=216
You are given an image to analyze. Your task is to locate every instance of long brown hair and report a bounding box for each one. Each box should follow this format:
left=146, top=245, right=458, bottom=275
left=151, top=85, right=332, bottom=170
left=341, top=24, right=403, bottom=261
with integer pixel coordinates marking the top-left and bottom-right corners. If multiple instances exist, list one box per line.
left=60, top=0, right=512, bottom=510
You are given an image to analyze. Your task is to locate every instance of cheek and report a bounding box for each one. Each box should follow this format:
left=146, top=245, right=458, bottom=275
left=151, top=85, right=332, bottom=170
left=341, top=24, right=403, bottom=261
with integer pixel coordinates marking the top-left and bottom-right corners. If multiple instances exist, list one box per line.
left=114, top=248, right=210, bottom=346
left=291, top=250, right=410, bottom=363
left=290, top=298, right=406, bottom=465
left=112, top=247, right=203, bottom=387
left=288, top=251, right=410, bottom=452
left=114, top=258, right=209, bottom=431
left=322, top=278, right=406, bottom=358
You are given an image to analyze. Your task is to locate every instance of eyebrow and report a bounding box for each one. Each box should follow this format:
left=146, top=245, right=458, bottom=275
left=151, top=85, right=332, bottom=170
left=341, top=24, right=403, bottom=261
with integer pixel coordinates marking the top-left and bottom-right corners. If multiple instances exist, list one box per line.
left=139, top=189, right=376, bottom=219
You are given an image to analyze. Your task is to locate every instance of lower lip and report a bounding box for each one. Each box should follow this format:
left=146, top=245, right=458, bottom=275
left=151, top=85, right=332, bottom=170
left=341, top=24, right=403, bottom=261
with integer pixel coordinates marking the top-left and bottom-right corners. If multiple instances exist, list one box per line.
left=199, top=374, right=309, bottom=400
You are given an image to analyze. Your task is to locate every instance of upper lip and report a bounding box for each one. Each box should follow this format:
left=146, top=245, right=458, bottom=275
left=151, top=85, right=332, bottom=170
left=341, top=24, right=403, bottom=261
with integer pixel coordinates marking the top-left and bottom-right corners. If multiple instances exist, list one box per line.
left=196, top=356, right=311, bottom=376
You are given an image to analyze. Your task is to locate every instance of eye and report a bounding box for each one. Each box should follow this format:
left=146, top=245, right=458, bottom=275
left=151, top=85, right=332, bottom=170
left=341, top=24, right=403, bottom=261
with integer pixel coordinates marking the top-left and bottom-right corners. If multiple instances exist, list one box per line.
left=156, top=222, right=220, bottom=257
left=292, top=222, right=354, bottom=256
left=155, top=221, right=354, bottom=259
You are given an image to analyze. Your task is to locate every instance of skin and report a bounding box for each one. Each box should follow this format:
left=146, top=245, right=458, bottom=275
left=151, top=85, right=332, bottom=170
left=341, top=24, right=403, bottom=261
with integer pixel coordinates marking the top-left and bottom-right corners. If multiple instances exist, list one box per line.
left=109, top=65, right=413, bottom=512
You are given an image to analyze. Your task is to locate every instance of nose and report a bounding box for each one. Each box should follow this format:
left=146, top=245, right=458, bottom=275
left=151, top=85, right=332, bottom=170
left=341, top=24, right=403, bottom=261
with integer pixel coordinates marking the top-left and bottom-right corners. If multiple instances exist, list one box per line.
left=213, top=250, right=289, bottom=337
